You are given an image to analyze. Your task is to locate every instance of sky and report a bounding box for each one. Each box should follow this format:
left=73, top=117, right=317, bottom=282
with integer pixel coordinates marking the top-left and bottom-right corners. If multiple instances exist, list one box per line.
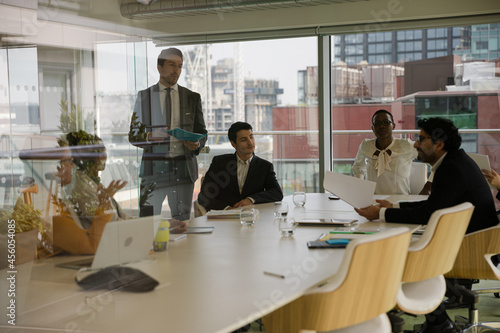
left=97, top=37, right=318, bottom=106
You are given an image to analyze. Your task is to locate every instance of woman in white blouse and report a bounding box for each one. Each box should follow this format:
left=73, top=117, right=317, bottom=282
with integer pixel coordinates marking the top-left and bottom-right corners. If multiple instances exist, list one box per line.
left=352, top=110, right=418, bottom=194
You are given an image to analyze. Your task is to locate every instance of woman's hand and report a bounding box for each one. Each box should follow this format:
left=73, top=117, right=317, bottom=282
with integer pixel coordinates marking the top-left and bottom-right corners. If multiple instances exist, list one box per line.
left=483, top=169, right=500, bottom=189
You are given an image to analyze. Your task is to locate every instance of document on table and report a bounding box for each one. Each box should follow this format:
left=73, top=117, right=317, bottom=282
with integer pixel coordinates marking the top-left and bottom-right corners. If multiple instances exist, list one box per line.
left=323, top=171, right=376, bottom=209
left=206, top=209, right=242, bottom=219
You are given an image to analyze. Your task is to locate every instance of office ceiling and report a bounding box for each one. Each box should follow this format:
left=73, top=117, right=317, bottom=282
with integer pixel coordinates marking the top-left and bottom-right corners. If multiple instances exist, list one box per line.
left=1, top=0, right=499, bottom=48
left=120, top=0, right=370, bottom=19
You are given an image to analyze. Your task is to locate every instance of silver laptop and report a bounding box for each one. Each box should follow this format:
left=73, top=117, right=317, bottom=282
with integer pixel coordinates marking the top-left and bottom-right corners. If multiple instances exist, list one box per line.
left=57, top=216, right=155, bottom=270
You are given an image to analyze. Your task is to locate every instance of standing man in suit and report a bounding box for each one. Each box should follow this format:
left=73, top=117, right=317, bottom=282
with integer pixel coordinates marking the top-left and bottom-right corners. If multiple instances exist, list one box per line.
left=355, top=117, right=498, bottom=333
left=129, top=48, right=207, bottom=220
left=198, top=122, right=283, bottom=211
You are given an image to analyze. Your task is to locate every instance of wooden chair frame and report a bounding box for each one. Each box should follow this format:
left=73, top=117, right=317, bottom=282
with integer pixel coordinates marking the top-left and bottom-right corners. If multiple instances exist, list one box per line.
left=444, top=225, right=500, bottom=327
left=396, top=202, right=474, bottom=315
left=262, top=227, right=412, bottom=333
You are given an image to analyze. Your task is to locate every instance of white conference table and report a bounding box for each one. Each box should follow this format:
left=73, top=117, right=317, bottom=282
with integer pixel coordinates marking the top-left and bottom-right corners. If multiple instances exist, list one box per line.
left=0, top=193, right=424, bottom=333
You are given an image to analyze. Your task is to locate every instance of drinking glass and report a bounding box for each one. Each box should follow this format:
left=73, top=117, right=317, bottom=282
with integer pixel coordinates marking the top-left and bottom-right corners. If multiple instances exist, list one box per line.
left=279, top=217, right=297, bottom=237
left=293, top=192, right=306, bottom=207
left=240, top=207, right=257, bottom=226
left=273, top=202, right=288, bottom=218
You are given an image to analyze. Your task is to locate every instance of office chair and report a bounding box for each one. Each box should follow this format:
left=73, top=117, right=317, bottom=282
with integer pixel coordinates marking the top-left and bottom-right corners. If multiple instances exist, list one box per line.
left=193, top=176, right=206, bottom=217
left=389, top=202, right=474, bottom=333
left=262, top=227, right=412, bottom=333
left=396, top=202, right=473, bottom=313
left=443, top=225, right=500, bottom=329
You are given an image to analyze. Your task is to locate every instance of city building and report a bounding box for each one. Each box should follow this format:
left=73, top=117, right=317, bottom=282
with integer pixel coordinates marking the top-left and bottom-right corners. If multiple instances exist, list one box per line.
left=334, top=26, right=471, bottom=65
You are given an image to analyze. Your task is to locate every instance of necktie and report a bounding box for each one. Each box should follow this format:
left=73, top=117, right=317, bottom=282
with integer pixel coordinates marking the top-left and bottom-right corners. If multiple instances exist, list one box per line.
left=165, top=87, right=172, bottom=127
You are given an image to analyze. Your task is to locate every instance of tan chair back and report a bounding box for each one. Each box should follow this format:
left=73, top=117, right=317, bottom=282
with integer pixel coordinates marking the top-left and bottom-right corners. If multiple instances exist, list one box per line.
left=262, top=227, right=412, bottom=333
left=402, top=202, right=474, bottom=283
left=445, top=225, right=500, bottom=280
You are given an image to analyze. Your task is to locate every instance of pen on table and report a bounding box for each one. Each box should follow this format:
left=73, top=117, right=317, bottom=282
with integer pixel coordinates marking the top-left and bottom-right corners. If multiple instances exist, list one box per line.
left=171, top=234, right=187, bottom=241
left=263, top=271, right=286, bottom=279
left=316, top=232, right=327, bottom=241
left=329, top=231, right=376, bottom=235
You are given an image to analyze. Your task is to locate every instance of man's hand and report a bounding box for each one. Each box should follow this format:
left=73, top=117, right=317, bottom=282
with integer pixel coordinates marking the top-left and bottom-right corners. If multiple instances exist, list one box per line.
left=354, top=199, right=393, bottom=221
left=169, top=219, right=188, bottom=234
left=354, top=205, right=381, bottom=221
left=183, top=140, right=200, bottom=151
left=375, top=199, right=393, bottom=208
left=232, top=198, right=253, bottom=208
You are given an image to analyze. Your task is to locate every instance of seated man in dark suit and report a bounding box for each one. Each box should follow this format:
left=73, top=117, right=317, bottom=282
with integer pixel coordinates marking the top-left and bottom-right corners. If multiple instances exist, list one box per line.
left=356, top=117, right=498, bottom=333
left=198, top=121, right=283, bottom=211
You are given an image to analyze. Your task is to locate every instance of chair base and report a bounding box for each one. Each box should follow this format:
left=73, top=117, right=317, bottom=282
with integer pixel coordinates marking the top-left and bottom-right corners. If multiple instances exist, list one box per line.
left=460, top=323, right=500, bottom=333
left=326, top=314, right=392, bottom=333
left=455, top=315, right=500, bottom=332
left=388, top=312, right=405, bottom=333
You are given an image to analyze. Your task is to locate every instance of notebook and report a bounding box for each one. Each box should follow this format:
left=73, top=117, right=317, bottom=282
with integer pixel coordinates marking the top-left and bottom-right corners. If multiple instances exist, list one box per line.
left=206, top=209, right=242, bottom=219
left=57, top=216, right=155, bottom=270
left=297, top=218, right=358, bottom=226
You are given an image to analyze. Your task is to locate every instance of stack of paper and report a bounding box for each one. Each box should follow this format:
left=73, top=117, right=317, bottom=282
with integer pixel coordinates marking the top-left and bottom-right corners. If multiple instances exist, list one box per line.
left=206, top=209, right=242, bottom=219
left=323, top=171, right=376, bottom=209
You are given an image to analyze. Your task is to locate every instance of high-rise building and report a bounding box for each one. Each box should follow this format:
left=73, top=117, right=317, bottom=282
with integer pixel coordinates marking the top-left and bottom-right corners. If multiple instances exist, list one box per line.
left=209, top=58, right=283, bottom=132
left=333, top=26, right=471, bottom=65
left=455, top=24, right=500, bottom=61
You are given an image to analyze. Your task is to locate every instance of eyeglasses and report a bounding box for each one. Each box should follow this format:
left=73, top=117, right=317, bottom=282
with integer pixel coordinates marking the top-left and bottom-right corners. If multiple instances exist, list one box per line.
left=415, top=135, right=432, bottom=144
left=372, top=120, right=393, bottom=127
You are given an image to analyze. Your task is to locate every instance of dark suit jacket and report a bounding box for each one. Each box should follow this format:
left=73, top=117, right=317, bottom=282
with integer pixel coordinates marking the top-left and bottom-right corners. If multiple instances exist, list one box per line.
left=496, top=191, right=500, bottom=215
left=129, top=83, right=207, bottom=184
left=385, top=149, right=498, bottom=234
left=198, top=153, right=284, bottom=211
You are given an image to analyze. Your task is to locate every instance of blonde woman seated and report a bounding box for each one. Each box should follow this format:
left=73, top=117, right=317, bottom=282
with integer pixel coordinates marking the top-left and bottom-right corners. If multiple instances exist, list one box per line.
left=352, top=110, right=418, bottom=195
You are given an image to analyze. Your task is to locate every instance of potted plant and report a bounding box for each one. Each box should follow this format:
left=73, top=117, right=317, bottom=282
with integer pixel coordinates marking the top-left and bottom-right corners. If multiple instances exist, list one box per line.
left=0, top=196, right=43, bottom=268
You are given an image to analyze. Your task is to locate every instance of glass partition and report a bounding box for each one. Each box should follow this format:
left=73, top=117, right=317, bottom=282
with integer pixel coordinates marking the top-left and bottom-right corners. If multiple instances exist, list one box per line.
left=0, top=19, right=499, bottom=265
left=330, top=24, right=500, bottom=207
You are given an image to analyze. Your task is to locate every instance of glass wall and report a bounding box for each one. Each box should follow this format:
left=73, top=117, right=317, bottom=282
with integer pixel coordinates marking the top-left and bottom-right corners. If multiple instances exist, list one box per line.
left=0, top=37, right=319, bottom=224
left=330, top=24, right=500, bottom=203
left=1, top=13, right=499, bottom=267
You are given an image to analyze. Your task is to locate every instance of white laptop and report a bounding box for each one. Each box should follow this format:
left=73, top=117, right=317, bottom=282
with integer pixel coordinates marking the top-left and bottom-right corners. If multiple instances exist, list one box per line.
left=57, top=216, right=155, bottom=270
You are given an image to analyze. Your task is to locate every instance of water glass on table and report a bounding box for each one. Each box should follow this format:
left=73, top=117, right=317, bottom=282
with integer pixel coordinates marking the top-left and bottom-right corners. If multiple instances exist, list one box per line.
left=240, top=207, right=257, bottom=226
left=293, top=192, right=306, bottom=207
left=274, top=202, right=289, bottom=218
left=279, top=217, right=297, bottom=237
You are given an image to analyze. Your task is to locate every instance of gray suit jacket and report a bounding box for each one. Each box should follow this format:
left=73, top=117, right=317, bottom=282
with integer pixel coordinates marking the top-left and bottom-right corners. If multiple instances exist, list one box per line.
left=129, top=83, right=207, bottom=184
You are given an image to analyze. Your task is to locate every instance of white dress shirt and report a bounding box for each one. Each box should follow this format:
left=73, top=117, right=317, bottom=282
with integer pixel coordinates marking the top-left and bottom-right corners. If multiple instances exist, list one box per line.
left=352, top=138, right=418, bottom=195
left=379, top=152, right=447, bottom=220
left=236, top=154, right=253, bottom=194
